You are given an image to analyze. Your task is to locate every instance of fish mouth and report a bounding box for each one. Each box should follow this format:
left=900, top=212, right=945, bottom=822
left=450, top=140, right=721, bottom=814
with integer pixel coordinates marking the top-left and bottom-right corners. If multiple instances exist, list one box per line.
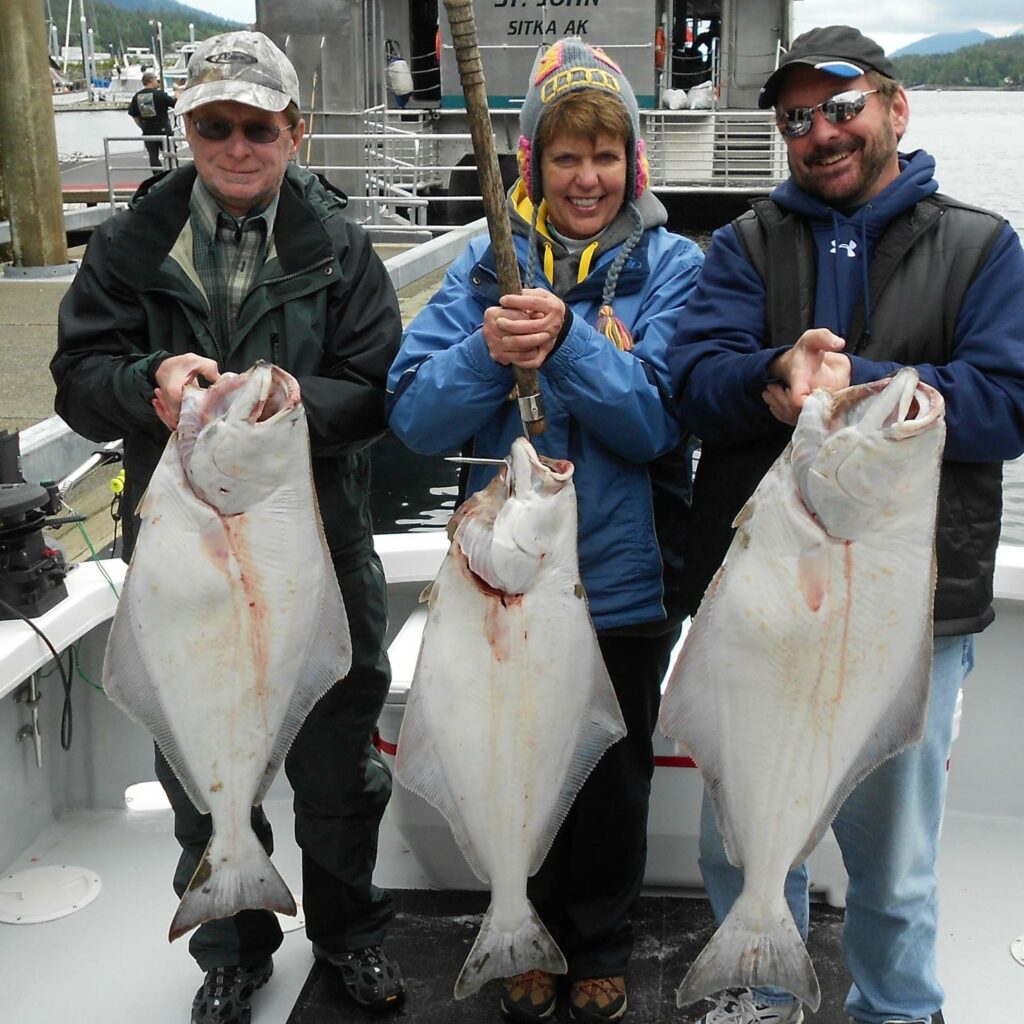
left=507, top=437, right=573, bottom=500
left=831, top=368, right=945, bottom=440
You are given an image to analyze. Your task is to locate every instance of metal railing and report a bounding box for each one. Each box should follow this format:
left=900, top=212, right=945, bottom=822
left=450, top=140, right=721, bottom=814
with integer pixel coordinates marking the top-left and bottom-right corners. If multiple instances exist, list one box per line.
left=70, top=106, right=786, bottom=239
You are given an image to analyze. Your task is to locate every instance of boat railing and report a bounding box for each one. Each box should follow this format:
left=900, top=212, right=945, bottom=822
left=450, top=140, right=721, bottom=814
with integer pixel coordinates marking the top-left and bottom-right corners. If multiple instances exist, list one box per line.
left=62, top=106, right=785, bottom=242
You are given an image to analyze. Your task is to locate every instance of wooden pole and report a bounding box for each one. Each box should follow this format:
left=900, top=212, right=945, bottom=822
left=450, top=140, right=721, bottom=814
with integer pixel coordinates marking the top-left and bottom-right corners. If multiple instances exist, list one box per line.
left=441, top=0, right=546, bottom=437
left=0, top=0, right=69, bottom=268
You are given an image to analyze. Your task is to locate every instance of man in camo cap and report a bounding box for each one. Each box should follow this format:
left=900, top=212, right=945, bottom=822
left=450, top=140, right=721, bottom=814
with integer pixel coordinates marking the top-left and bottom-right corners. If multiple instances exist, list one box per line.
left=53, top=29, right=406, bottom=1024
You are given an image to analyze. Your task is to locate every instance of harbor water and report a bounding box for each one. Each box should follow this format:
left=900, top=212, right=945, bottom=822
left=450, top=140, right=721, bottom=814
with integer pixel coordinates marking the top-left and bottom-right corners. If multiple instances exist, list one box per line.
left=371, top=89, right=1024, bottom=547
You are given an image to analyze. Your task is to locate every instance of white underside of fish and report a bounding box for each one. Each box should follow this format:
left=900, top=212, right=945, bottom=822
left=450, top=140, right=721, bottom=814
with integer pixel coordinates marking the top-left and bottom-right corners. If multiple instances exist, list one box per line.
left=660, top=371, right=944, bottom=1009
left=395, top=442, right=626, bottom=997
left=103, top=384, right=350, bottom=941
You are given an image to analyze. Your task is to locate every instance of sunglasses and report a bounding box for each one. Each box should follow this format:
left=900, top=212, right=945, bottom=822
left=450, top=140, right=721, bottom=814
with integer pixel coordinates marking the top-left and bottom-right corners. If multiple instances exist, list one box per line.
left=777, top=89, right=880, bottom=139
left=192, top=118, right=293, bottom=144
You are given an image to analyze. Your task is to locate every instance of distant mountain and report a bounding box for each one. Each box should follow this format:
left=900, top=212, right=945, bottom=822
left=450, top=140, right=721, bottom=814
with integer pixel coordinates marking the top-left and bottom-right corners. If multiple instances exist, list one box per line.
left=66, top=0, right=244, bottom=57
left=891, top=34, right=1024, bottom=87
left=890, top=30, right=994, bottom=57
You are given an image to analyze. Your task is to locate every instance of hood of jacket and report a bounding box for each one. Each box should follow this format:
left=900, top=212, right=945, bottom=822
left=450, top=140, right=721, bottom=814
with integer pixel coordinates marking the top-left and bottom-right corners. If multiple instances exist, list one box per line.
left=767, top=149, right=939, bottom=338
left=505, top=178, right=667, bottom=295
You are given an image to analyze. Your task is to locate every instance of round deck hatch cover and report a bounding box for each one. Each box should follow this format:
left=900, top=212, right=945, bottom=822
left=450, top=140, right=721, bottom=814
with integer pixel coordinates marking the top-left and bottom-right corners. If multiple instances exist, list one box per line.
left=1012, top=936, right=1024, bottom=967
left=0, top=865, right=102, bottom=924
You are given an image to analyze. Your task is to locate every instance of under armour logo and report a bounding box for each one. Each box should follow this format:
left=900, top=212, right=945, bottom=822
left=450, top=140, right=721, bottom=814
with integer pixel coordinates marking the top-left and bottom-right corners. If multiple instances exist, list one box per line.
left=830, top=239, right=858, bottom=257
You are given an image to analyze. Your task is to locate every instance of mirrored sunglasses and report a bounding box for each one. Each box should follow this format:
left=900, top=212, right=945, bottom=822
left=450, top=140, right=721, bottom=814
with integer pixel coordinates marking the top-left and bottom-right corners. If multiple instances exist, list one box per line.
left=192, top=118, right=292, bottom=144
left=777, top=89, right=880, bottom=139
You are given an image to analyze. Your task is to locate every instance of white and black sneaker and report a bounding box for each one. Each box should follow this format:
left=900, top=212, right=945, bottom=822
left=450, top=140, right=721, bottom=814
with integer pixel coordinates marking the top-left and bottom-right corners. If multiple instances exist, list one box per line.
left=696, top=988, right=804, bottom=1024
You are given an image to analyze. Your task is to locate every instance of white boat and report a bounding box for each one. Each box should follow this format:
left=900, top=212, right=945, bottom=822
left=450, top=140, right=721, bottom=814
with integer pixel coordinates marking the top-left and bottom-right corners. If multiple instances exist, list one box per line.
left=161, top=42, right=199, bottom=93
left=3, top=172, right=1021, bottom=1024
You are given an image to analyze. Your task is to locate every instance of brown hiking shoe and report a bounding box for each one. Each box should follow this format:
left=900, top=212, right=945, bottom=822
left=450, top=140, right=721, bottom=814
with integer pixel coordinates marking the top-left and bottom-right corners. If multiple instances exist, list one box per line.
left=570, top=975, right=628, bottom=1022
left=501, top=969, right=557, bottom=1022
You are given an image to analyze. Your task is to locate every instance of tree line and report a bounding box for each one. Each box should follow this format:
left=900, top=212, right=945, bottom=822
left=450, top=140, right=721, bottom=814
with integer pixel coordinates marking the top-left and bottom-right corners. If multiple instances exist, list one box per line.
left=52, top=0, right=242, bottom=60
left=892, top=36, right=1024, bottom=88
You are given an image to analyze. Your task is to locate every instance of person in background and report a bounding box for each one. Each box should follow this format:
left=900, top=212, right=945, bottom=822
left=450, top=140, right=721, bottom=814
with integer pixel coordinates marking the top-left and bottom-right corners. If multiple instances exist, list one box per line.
left=388, top=37, right=704, bottom=1024
left=52, top=30, right=406, bottom=1024
left=667, top=24, right=1024, bottom=1024
left=128, top=70, right=177, bottom=171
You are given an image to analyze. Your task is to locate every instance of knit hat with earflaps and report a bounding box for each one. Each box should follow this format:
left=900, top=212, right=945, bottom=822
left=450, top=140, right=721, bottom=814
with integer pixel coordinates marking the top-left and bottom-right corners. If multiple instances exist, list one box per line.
left=516, top=38, right=650, bottom=350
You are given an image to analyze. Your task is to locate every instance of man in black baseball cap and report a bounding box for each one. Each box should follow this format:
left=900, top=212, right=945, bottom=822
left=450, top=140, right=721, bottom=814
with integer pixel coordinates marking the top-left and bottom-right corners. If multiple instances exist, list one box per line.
left=758, top=24, right=898, bottom=109
left=668, top=18, right=1024, bottom=1024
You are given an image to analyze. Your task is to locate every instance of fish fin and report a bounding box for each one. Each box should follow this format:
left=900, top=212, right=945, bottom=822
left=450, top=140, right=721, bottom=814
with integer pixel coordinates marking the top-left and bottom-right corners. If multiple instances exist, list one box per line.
left=394, top=675, right=490, bottom=882
left=253, top=576, right=352, bottom=806
left=168, top=831, right=295, bottom=942
left=453, top=898, right=566, bottom=999
left=528, top=643, right=626, bottom=875
left=793, top=631, right=934, bottom=867
left=675, top=891, right=820, bottom=1012
left=419, top=580, right=434, bottom=604
left=103, top=573, right=209, bottom=814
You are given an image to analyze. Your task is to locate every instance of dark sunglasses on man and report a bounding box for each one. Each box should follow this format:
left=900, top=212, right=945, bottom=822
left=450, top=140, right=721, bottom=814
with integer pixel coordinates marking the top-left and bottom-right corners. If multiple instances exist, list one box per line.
left=192, top=118, right=293, bottom=144
left=777, top=88, right=880, bottom=139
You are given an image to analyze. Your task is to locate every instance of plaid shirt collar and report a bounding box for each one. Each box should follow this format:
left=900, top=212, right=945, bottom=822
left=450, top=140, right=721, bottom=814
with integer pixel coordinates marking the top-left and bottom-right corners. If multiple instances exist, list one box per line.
left=189, top=176, right=281, bottom=354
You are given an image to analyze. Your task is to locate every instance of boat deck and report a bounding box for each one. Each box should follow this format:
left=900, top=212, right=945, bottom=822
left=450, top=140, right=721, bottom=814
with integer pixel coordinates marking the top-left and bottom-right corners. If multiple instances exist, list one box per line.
left=1, top=560, right=1021, bottom=1024
left=4, top=785, right=1023, bottom=1022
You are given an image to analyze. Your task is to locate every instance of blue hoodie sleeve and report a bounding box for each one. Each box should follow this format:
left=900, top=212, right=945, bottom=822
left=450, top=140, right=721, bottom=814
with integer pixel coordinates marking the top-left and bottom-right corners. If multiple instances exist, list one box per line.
left=386, top=240, right=517, bottom=454
left=540, top=231, right=704, bottom=462
left=846, top=222, right=1024, bottom=462
left=667, top=224, right=793, bottom=444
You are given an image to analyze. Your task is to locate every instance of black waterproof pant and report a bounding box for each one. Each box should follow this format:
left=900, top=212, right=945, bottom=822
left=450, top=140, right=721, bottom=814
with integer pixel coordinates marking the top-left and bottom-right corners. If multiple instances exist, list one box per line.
left=143, top=132, right=173, bottom=170
left=155, top=554, right=394, bottom=970
left=527, top=627, right=680, bottom=980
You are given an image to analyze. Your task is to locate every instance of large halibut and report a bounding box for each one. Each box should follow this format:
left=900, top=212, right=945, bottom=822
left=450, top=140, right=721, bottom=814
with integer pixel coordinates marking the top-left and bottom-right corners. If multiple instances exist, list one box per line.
left=395, top=437, right=626, bottom=997
left=103, top=362, right=351, bottom=941
left=660, top=368, right=945, bottom=1009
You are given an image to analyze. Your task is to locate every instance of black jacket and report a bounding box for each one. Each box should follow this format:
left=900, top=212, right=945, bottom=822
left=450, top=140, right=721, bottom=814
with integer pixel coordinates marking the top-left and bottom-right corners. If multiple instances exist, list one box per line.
left=51, top=164, right=402, bottom=568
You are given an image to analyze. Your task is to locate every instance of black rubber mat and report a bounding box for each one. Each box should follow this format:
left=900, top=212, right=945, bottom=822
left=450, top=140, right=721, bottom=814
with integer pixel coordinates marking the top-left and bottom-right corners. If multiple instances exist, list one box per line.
left=286, top=889, right=944, bottom=1023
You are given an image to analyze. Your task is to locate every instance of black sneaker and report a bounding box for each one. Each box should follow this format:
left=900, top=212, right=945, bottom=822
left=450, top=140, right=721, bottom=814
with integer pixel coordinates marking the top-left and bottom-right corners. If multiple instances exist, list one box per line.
left=191, top=957, right=273, bottom=1024
left=313, top=943, right=406, bottom=1012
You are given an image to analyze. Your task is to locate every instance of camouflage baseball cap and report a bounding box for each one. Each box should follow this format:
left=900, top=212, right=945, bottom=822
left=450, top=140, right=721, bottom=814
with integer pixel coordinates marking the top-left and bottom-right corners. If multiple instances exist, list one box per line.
left=176, top=31, right=300, bottom=116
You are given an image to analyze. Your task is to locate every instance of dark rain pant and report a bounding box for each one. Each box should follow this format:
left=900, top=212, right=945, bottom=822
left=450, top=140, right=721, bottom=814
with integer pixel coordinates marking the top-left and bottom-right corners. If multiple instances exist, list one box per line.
left=155, top=554, right=395, bottom=971
left=527, top=627, right=680, bottom=981
left=143, top=132, right=173, bottom=170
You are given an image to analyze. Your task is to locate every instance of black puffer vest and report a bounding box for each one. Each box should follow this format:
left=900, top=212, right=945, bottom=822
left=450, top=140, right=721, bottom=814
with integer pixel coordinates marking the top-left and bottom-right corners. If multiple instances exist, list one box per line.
left=682, top=194, right=1006, bottom=635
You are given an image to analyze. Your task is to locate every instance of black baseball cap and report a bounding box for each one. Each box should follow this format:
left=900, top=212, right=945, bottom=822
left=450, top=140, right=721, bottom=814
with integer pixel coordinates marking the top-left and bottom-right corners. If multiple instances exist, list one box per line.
left=758, top=25, right=898, bottom=109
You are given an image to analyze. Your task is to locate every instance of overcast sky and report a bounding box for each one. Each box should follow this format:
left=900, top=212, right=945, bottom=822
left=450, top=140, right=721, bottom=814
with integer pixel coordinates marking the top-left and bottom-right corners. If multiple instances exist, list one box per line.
left=187, top=1, right=1023, bottom=57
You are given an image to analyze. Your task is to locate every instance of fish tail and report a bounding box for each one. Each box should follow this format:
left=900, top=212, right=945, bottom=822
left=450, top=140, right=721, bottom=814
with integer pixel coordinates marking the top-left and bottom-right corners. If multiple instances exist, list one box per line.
left=675, top=893, right=821, bottom=1012
left=453, top=898, right=567, bottom=999
left=168, top=832, right=296, bottom=942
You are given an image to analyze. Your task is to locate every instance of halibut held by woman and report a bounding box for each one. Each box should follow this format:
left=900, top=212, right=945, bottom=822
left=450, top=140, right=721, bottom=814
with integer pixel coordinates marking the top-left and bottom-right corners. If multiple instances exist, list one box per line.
left=102, top=362, right=351, bottom=941
left=660, top=368, right=946, bottom=1010
left=395, top=437, right=626, bottom=997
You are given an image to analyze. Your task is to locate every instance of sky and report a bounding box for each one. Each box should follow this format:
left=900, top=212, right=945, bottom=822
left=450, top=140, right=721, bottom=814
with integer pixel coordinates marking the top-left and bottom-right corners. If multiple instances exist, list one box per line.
left=186, top=1, right=1023, bottom=57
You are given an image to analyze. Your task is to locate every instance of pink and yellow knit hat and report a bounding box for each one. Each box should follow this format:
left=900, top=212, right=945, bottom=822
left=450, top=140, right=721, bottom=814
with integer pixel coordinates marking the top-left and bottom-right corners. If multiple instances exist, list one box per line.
left=516, top=38, right=650, bottom=203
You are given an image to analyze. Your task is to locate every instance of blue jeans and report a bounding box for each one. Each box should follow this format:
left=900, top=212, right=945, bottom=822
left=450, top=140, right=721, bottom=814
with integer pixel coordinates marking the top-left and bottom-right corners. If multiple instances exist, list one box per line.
left=697, top=634, right=975, bottom=1024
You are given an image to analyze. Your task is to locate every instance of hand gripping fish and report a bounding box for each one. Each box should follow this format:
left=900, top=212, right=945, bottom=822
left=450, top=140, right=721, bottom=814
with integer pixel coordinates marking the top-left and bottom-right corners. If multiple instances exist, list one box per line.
left=395, top=437, right=626, bottom=997
left=660, top=368, right=945, bottom=1010
left=103, top=362, right=351, bottom=941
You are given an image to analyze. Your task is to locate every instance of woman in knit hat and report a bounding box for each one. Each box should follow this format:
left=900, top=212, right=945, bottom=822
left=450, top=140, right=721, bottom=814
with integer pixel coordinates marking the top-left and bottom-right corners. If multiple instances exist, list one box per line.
left=387, top=38, right=704, bottom=1023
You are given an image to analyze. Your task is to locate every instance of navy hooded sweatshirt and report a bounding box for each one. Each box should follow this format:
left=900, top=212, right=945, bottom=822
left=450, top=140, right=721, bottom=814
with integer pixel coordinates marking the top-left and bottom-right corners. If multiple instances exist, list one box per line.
left=667, top=149, right=1024, bottom=630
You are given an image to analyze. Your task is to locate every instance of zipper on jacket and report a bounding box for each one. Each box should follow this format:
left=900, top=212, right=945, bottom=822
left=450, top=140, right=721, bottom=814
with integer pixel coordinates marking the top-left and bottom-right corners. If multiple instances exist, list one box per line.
left=259, top=255, right=335, bottom=289
left=270, top=332, right=281, bottom=365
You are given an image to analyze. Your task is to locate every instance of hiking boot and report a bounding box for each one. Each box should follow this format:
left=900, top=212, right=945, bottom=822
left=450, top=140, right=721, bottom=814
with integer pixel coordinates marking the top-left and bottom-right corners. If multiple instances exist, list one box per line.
left=570, top=975, right=628, bottom=1022
left=313, top=943, right=406, bottom=1012
left=697, top=989, right=804, bottom=1024
left=190, top=957, right=273, bottom=1024
left=501, top=969, right=557, bottom=1022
